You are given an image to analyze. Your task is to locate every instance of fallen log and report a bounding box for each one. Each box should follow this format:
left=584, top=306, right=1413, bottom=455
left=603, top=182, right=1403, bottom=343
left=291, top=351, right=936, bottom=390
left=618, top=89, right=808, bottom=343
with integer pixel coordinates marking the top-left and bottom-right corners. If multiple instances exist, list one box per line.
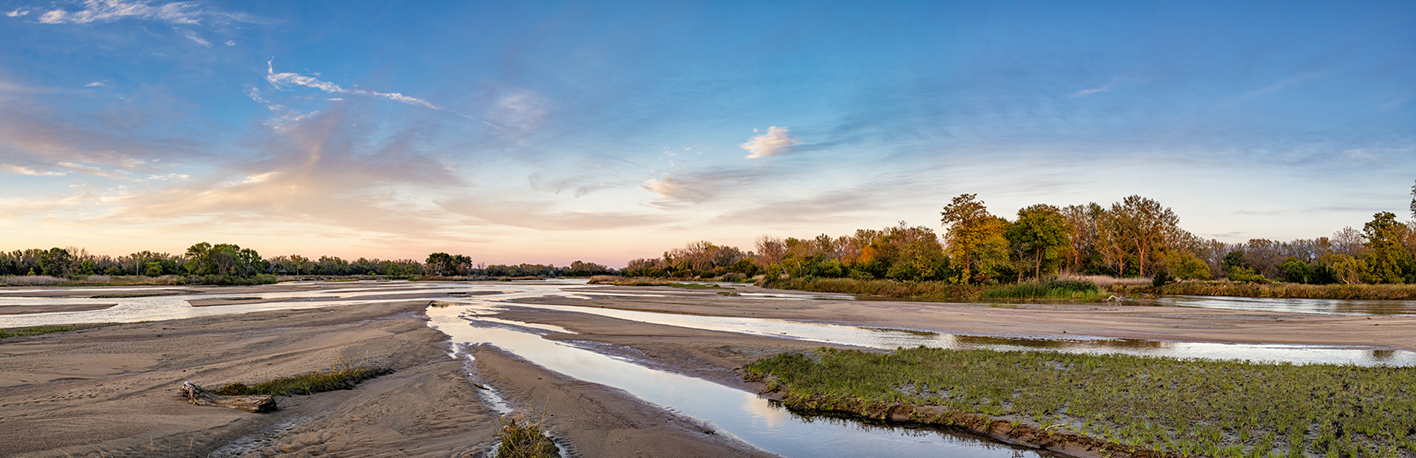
left=180, top=381, right=276, bottom=413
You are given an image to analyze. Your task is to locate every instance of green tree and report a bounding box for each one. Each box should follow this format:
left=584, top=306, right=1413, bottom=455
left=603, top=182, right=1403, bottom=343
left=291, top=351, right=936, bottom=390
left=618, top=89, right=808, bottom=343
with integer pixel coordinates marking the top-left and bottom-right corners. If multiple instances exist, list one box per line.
left=1280, top=257, right=1312, bottom=284
left=1360, top=211, right=1411, bottom=284
left=38, top=247, right=72, bottom=277
left=941, top=194, right=1010, bottom=284
left=1104, top=195, right=1180, bottom=277
left=1005, top=204, right=1073, bottom=280
left=1164, top=252, right=1212, bottom=280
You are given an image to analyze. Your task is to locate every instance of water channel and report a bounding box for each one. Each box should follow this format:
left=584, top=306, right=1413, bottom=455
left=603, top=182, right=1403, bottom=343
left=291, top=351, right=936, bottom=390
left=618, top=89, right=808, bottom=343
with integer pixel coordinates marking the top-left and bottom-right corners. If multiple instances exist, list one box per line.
left=3, top=280, right=1415, bottom=457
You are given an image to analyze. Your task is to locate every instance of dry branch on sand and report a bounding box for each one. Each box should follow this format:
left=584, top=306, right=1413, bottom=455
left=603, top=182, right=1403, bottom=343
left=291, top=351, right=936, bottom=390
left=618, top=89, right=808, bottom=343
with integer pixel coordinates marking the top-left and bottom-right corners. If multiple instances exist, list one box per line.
left=179, top=381, right=276, bottom=413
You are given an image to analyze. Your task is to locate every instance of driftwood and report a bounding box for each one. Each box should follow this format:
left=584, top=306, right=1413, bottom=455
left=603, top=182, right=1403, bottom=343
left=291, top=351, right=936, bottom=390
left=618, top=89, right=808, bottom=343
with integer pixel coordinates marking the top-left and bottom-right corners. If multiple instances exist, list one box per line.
left=180, top=381, right=276, bottom=413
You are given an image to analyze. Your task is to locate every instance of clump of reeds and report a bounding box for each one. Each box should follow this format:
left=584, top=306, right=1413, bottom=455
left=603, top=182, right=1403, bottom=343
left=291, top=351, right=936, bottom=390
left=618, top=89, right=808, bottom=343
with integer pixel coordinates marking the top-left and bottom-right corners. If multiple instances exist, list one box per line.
left=496, top=411, right=559, bottom=458
left=213, top=361, right=392, bottom=397
left=982, top=279, right=1101, bottom=300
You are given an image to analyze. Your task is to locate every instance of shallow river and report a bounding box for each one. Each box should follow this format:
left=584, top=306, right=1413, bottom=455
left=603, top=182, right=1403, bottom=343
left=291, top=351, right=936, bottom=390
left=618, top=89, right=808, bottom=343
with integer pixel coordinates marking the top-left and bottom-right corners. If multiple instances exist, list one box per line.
left=3, top=280, right=1414, bottom=457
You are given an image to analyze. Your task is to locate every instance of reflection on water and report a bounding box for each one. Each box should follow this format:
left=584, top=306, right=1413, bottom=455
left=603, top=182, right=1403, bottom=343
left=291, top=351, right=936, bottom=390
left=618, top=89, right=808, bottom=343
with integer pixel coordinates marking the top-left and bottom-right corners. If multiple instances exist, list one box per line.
left=428, top=304, right=1060, bottom=458
left=1143, top=295, right=1416, bottom=316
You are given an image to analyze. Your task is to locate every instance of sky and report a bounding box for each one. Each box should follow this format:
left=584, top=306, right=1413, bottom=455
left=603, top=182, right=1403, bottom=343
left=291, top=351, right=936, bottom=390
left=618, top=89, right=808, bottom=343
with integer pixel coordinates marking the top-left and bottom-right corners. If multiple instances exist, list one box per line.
left=1, top=1, right=1414, bottom=266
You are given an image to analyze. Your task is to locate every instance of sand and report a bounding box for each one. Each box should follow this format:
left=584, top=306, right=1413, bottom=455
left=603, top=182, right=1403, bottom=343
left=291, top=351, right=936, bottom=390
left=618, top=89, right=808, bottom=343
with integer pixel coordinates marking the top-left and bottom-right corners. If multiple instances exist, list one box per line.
left=4, top=281, right=1414, bottom=457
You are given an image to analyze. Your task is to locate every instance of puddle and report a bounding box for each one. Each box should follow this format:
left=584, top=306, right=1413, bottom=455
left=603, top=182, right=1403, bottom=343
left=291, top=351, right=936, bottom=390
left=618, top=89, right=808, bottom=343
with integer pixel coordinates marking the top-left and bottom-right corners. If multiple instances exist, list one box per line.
left=427, top=304, right=1061, bottom=458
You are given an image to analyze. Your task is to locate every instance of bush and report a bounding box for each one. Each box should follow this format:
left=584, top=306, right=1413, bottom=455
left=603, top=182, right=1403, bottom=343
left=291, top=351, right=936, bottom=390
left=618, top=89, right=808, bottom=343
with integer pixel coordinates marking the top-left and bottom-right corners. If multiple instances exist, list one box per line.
left=1152, top=269, right=1173, bottom=287
left=1226, top=267, right=1268, bottom=284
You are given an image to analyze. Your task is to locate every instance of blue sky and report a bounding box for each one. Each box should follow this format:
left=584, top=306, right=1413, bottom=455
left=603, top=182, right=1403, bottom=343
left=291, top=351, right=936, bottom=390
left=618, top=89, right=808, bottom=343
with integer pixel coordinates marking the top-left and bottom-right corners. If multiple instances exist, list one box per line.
left=2, top=0, right=1413, bottom=265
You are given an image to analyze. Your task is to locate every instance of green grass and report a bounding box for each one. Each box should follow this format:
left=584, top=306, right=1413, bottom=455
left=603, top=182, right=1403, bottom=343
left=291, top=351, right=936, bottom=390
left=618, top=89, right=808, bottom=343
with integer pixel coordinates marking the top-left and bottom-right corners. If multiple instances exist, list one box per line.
left=496, top=414, right=560, bottom=458
left=981, top=279, right=1103, bottom=300
left=0, top=325, right=82, bottom=339
left=1115, top=281, right=1416, bottom=300
left=213, top=366, right=392, bottom=397
left=747, top=347, right=1416, bottom=457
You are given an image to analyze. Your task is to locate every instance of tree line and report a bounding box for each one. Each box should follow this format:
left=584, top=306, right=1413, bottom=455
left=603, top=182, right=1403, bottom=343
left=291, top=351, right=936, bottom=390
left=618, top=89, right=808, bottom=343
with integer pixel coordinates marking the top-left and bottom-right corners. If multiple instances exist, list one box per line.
left=624, top=189, right=1416, bottom=286
left=0, top=244, right=616, bottom=282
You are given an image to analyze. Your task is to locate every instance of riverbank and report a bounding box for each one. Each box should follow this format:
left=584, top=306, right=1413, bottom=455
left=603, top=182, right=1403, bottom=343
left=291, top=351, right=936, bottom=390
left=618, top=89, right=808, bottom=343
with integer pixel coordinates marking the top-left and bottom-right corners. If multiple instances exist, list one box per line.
left=1115, top=281, right=1416, bottom=300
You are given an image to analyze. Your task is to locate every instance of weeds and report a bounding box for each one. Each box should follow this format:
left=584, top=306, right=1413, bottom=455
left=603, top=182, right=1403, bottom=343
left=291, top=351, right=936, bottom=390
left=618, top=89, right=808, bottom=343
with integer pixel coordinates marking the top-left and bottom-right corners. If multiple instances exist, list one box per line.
left=213, top=364, right=391, bottom=397
left=495, top=412, right=559, bottom=458
left=0, top=325, right=82, bottom=340
left=747, top=347, right=1416, bottom=457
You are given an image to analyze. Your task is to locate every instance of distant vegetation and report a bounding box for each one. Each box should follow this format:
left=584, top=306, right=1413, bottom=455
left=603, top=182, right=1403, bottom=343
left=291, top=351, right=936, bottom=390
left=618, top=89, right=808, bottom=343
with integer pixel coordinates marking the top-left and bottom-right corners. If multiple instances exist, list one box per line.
left=748, top=347, right=1416, bottom=457
left=620, top=184, right=1416, bottom=299
left=1, top=244, right=617, bottom=287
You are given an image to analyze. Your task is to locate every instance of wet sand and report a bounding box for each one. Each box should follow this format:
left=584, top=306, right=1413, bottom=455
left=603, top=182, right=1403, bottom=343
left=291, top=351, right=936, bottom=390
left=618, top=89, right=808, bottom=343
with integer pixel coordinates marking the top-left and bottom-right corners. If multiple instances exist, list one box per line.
left=4, top=282, right=1415, bottom=457
left=0, top=303, right=116, bottom=315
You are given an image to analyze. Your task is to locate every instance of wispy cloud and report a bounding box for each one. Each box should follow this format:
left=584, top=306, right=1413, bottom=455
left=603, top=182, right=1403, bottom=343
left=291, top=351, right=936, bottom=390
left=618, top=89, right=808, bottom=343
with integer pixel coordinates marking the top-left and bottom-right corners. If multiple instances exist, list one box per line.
left=5, top=9, right=29, bottom=17
left=177, top=28, right=210, bottom=47
left=267, top=59, right=439, bottom=110
left=1247, top=71, right=1326, bottom=97
left=741, top=126, right=800, bottom=159
left=35, top=0, right=206, bottom=25
left=0, top=164, right=67, bottom=176
left=1071, top=81, right=1116, bottom=98
left=264, top=59, right=503, bottom=131
left=84, top=81, right=105, bottom=87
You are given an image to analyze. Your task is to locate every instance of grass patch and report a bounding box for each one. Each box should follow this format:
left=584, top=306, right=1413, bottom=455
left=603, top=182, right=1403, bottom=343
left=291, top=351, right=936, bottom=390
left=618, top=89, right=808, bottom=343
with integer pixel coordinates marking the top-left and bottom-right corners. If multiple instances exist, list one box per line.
left=0, top=325, right=82, bottom=339
left=747, top=347, right=1416, bottom=457
left=587, top=275, right=671, bottom=286
left=1115, top=281, right=1416, bottom=300
left=91, top=292, right=185, bottom=298
left=213, top=365, right=392, bottom=397
left=496, top=413, right=560, bottom=458
left=666, top=282, right=728, bottom=289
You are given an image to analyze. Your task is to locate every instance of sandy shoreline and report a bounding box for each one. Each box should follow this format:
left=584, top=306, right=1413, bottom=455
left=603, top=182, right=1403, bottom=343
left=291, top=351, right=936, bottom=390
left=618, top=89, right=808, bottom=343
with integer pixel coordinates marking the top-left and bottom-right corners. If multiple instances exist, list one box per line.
left=4, top=281, right=1414, bottom=457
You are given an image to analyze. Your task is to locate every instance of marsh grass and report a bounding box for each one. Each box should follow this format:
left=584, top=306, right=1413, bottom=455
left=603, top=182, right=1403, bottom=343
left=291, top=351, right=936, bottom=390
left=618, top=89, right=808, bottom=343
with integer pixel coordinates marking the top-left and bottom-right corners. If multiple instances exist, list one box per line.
left=587, top=275, right=670, bottom=286
left=747, top=347, right=1416, bottom=457
left=1115, top=281, right=1416, bottom=300
left=0, top=325, right=82, bottom=339
left=495, top=412, right=559, bottom=458
left=214, top=364, right=392, bottom=397
left=768, top=277, right=1104, bottom=302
